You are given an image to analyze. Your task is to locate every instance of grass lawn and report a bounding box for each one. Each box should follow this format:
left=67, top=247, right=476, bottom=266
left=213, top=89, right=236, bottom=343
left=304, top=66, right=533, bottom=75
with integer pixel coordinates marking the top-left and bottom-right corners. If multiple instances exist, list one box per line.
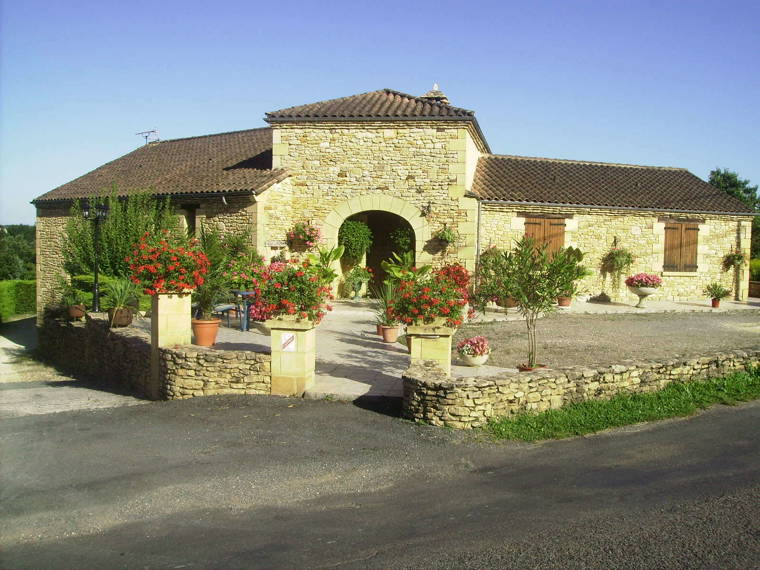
left=485, top=367, right=760, bottom=442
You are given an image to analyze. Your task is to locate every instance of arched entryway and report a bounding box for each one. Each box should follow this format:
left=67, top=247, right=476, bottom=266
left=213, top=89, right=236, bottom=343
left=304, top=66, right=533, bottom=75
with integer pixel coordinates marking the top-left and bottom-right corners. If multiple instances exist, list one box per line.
left=344, top=210, right=415, bottom=288
left=322, top=195, right=432, bottom=292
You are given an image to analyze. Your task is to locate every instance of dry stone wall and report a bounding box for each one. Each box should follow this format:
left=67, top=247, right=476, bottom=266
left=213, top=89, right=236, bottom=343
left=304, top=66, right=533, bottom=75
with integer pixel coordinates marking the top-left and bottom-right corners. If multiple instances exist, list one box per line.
left=480, top=204, right=752, bottom=301
left=38, top=316, right=271, bottom=399
left=35, top=205, right=70, bottom=322
left=403, top=350, right=760, bottom=429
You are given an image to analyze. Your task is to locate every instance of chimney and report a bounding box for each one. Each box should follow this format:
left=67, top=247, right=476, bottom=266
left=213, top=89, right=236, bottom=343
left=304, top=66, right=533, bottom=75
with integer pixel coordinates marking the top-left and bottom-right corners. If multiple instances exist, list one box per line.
left=420, top=83, right=449, bottom=105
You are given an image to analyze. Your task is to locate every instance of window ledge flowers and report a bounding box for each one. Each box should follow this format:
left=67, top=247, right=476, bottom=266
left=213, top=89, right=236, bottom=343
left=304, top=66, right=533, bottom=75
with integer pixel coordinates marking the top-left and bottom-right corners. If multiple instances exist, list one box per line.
left=287, top=221, right=321, bottom=250
left=625, top=273, right=663, bottom=288
left=127, top=230, right=209, bottom=295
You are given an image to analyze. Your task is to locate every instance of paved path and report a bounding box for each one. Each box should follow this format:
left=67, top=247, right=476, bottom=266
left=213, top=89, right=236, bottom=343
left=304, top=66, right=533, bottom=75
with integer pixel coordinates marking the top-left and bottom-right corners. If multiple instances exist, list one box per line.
left=0, top=318, right=146, bottom=418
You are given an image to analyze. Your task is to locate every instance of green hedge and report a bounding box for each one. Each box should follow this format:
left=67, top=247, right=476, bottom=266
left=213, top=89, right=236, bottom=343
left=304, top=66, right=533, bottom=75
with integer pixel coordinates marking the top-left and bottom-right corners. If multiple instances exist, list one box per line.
left=0, top=280, right=36, bottom=322
left=72, top=274, right=150, bottom=311
left=751, top=259, right=760, bottom=281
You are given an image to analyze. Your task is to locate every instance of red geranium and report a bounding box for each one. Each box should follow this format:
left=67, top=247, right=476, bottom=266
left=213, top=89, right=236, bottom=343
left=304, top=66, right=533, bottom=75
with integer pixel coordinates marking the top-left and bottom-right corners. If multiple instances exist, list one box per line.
left=388, top=271, right=466, bottom=327
left=126, top=230, right=209, bottom=295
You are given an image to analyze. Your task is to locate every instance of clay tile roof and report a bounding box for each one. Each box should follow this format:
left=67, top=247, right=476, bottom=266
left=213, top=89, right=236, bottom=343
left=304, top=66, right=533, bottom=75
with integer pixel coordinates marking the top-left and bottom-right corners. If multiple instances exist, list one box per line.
left=472, top=154, right=753, bottom=214
left=265, top=88, right=475, bottom=121
left=33, top=127, right=286, bottom=203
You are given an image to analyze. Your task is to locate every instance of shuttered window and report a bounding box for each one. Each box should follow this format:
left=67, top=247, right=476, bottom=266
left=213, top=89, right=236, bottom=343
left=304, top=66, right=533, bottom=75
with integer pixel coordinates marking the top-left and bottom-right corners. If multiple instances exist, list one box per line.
left=524, top=217, right=565, bottom=254
left=663, top=222, right=699, bottom=272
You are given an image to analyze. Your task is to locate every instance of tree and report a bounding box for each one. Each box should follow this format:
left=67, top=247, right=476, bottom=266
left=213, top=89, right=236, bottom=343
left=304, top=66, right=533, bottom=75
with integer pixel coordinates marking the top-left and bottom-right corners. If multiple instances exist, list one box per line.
left=0, top=225, right=36, bottom=280
left=709, top=168, right=759, bottom=257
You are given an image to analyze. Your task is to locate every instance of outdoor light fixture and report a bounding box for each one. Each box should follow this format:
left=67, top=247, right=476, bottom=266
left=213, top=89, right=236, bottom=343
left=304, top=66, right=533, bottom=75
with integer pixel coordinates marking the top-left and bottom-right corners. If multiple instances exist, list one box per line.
left=83, top=203, right=109, bottom=312
left=420, top=202, right=432, bottom=218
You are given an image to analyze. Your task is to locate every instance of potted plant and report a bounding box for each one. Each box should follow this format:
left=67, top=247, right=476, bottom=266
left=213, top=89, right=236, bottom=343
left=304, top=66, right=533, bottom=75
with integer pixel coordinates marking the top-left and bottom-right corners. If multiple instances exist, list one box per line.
left=625, top=273, right=663, bottom=308
left=370, top=281, right=399, bottom=339
left=287, top=221, right=321, bottom=252
left=58, top=279, right=87, bottom=320
left=344, top=265, right=372, bottom=300
left=456, top=336, right=491, bottom=366
left=102, top=277, right=139, bottom=327
left=722, top=251, right=745, bottom=272
left=434, top=225, right=458, bottom=247
left=703, top=282, right=731, bottom=308
left=338, top=220, right=373, bottom=264
left=601, top=245, right=634, bottom=290
left=554, top=246, right=591, bottom=307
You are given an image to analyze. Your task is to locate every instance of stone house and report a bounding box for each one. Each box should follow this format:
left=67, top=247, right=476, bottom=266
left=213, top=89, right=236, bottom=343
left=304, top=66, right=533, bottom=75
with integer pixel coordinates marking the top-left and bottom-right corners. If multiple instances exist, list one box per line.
left=33, top=86, right=754, bottom=312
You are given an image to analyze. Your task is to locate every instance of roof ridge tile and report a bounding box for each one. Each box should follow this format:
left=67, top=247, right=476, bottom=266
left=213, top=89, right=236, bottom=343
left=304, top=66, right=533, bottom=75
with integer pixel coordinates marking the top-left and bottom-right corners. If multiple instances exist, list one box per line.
left=485, top=153, right=686, bottom=171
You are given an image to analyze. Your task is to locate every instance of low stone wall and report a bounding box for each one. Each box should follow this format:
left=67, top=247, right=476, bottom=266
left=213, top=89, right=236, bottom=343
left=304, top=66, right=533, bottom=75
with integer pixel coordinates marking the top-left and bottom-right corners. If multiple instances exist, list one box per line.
left=38, top=316, right=271, bottom=400
left=403, top=350, right=760, bottom=429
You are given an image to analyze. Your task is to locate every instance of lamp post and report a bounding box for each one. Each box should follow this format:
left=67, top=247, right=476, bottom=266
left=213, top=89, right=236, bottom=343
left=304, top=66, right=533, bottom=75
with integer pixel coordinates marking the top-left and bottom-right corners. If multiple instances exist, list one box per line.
left=83, top=203, right=108, bottom=312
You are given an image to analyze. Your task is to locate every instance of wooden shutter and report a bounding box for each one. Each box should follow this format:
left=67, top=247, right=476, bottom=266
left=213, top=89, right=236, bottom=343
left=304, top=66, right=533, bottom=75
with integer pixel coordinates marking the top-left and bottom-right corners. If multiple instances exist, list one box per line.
left=524, top=218, right=544, bottom=244
left=663, top=223, right=682, bottom=271
left=524, top=217, right=565, bottom=254
left=546, top=220, right=565, bottom=254
left=682, top=223, right=699, bottom=271
left=663, top=221, right=699, bottom=272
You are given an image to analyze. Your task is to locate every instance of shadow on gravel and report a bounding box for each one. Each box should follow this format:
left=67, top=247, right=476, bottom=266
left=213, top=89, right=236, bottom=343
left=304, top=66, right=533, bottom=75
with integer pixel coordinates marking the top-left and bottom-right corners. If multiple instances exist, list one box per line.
left=352, top=395, right=402, bottom=418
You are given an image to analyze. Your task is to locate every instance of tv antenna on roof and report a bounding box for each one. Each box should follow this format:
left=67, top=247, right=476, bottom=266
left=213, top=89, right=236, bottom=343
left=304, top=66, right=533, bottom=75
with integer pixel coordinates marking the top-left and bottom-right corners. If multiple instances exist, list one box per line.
left=136, top=129, right=160, bottom=145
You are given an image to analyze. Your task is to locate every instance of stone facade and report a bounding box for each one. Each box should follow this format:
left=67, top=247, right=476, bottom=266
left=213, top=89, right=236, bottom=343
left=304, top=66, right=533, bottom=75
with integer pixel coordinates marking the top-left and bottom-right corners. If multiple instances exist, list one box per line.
left=38, top=316, right=271, bottom=400
left=403, top=349, right=760, bottom=429
left=479, top=203, right=753, bottom=301
left=270, top=121, right=484, bottom=270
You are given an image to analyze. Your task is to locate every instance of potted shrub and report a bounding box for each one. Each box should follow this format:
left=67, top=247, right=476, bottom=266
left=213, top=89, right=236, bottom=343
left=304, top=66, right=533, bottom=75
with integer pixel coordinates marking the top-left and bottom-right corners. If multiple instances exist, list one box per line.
left=554, top=246, right=591, bottom=307
left=102, top=278, right=139, bottom=327
left=456, top=336, right=491, bottom=366
left=625, top=273, right=663, bottom=308
left=370, top=281, right=397, bottom=336
left=338, top=220, right=373, bottom=264
left=703, top=282, right=731, bottom=308
left=601, top=245, right=634, bottom=290
left=260, top=259, right=334, bottom=325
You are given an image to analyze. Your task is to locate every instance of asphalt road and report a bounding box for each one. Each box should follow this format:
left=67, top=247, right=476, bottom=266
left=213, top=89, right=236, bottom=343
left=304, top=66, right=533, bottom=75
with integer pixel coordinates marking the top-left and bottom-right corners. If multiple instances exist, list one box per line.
left=1, top=394, right=759, bottom=569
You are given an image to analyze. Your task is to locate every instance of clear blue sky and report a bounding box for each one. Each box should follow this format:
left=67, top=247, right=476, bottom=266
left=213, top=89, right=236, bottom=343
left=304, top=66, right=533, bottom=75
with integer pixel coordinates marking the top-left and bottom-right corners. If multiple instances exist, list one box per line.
left=1, top=0, right=758, bottom=224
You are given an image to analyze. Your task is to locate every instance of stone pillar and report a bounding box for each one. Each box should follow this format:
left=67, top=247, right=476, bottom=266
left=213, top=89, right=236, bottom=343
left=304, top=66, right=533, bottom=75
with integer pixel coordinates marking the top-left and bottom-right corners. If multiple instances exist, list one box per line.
left=407, top=324, right=455, bottom=375
left=150, top=293, right=192, bottom=399
left=265, top=318, right=316, bottom=396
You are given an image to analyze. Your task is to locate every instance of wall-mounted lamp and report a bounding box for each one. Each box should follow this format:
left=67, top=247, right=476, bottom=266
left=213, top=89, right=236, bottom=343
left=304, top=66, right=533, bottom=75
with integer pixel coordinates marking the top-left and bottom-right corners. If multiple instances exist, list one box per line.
left=420, top=202, right=432, bottom=218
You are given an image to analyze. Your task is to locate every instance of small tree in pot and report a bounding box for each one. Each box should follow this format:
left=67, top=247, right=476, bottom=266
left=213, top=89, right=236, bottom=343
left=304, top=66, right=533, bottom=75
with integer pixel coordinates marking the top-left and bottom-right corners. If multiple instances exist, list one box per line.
left=102, top=278, right=139, bottom=327
left=703, top=282, right=731, bottom=308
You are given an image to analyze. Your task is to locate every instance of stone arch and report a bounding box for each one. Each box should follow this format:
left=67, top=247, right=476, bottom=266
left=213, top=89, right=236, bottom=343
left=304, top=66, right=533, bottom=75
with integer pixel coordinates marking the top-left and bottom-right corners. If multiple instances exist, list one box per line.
left=322, top=195, right=432, bottom=264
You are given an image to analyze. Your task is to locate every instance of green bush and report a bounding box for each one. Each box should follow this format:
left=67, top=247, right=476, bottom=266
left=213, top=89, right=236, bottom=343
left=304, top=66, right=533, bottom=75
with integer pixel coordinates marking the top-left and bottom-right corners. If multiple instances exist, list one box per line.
left=0, top=280, right=36, bottom=321
left=750, top=259, right=760, bottom=281
left=338, top=220, right=373, bottom=262
left=71, top=274, right=115, bottom=293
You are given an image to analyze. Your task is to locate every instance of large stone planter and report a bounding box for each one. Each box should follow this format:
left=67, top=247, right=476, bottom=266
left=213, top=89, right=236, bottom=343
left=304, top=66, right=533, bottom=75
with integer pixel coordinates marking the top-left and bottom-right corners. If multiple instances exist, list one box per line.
left=265, top=317, right=316, bottom=396
left=407, top=322, right=455, bottom=375
left=627, top=286, right=658, bottom=308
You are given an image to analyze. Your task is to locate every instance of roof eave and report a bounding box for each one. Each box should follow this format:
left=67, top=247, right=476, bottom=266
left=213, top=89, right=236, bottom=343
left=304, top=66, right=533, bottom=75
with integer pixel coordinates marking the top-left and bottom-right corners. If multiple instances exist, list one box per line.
left=476, top=198, right=757, bottom=217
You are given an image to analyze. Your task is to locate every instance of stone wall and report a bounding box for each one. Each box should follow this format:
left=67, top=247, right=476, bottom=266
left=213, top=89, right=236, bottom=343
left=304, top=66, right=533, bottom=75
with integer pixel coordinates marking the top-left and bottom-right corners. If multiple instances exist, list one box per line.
left=403, top=350, right=760, bottom=429
left=38, top=316, right=271, bottom=399
left=479, top=203, right=753, bottom=301
left=271, top=121, right=483, bottom=270
left=35, top=204, right=70, bottom=322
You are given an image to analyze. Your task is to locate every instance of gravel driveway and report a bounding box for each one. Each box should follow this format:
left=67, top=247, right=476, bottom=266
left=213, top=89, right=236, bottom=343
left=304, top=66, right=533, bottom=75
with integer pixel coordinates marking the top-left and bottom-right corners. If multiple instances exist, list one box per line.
left=456, top=311, right=760, bottom=369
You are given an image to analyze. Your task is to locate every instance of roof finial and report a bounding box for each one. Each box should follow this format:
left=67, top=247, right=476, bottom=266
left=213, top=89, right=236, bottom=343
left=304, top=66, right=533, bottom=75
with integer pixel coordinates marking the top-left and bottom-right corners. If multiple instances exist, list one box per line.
left=421, top=83, right=449, bottom=105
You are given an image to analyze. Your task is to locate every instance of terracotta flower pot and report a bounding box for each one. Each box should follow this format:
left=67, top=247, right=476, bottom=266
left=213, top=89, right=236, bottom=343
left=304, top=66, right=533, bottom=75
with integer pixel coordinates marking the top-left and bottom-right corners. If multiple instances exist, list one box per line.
left=67, top=304, right=86, bottom=320
left=192, top=318, right=221, bottom=346
left=107, top=308, right=133, bottom=327
left=711, top=298, right=720, bottom=308
left=376, top=323, right=383, bottom=335
left=557, top=296, right=572, bottom=307
left=380, top=324, right=399, bottom=343
left=497, top=297, right=519, bottom=308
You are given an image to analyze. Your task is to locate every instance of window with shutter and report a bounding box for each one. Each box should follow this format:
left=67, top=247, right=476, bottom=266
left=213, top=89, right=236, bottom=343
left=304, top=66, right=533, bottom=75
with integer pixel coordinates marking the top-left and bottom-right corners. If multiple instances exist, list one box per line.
left=524, top=217, right=565, bottom=254
left=663, top=221, right=698, bottom=272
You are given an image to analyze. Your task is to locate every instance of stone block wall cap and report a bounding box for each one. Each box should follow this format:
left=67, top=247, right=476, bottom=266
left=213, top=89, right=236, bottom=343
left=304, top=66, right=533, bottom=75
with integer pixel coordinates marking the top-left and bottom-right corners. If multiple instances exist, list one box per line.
left=407, top=325, right=456, bottom=335
left=264, top=318, right=316, bottom=331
